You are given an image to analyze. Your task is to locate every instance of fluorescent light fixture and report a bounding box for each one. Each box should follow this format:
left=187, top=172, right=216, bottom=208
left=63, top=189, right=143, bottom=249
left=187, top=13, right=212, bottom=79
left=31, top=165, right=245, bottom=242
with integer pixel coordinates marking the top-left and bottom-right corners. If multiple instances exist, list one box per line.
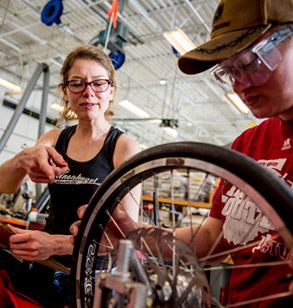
left=0, top=78, right=22, bottom=94
left=159, top=79, right=167, bottom=85
left=162, top=127, right=178, bottom=138
left=119, top=100, right=150, bottom=118
left=226, top=93, right=250, bottom=114
left=163, top=28, right=196, bottom=55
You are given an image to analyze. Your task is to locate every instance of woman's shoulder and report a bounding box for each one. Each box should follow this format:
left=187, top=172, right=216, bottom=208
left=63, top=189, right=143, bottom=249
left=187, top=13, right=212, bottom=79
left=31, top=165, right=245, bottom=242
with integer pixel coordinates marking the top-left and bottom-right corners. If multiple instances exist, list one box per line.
left=113, top=134, right=141, bottom=167
left=36, top=128, right=63, bottom=147
left=116, top=133, right=141, bottom=151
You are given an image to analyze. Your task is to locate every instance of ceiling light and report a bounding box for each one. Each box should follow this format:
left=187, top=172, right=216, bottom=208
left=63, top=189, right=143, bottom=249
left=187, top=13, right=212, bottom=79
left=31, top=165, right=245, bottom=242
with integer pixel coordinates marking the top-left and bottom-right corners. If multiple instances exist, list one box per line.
left=163, top=28, right=196, bottom=55
left=119, top=100, right=150, bottom=118
left=0, top=78, right=22, bottom=93
left=159, top=79, right=167, bottom=85
left=226, top=93, right=249, bottom=114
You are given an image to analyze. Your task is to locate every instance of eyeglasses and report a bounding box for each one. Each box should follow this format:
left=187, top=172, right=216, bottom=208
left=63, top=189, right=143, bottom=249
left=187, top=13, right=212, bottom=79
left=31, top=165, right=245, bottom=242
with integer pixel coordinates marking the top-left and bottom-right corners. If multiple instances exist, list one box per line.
left=66, top=79, right=112, bottom=93
left=211, top=26, right=293, bottom=90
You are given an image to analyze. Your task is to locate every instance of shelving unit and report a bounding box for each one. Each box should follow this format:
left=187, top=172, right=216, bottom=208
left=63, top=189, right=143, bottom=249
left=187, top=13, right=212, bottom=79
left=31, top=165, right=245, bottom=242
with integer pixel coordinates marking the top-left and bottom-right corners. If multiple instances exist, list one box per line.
left=142, top=171, right=218, bottom=209
left=141, top=171, right=219, bottom=227
left=142, top=193, right=213, bottom=209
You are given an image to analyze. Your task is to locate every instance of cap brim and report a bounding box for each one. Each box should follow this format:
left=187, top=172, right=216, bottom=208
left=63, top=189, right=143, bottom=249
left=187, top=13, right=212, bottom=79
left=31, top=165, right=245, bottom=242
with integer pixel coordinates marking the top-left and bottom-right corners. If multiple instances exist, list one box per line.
left=178, top=26, right=270, bottom=75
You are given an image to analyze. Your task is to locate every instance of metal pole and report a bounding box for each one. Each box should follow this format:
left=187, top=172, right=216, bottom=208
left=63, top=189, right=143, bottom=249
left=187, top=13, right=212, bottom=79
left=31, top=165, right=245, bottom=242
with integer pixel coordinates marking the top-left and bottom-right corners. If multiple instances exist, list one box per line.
left=36, top=64, right=50, bottom=199
left=38, top=64, right=50, bottom=138
left=0, top=63, right=48, bottom=153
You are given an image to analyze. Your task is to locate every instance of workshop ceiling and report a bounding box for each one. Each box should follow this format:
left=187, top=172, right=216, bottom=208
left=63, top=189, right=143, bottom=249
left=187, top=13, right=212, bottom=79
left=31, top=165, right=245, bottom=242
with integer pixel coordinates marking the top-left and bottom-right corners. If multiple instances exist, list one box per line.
left=0, top=0, right=261, bottom=148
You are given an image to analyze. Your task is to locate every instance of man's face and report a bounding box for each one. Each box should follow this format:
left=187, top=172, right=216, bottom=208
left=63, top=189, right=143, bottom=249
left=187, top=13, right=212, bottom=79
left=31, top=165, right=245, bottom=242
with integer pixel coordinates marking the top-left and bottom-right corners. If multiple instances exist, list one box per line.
left=212, top=26, right=293, bottom=120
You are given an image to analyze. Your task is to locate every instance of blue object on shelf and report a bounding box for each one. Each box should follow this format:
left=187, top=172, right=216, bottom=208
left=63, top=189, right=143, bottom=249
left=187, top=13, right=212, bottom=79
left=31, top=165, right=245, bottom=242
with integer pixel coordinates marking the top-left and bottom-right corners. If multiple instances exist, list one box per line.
left=41, top=0, right=63, bottom=26
left=109, top=50, right=125, bottom=70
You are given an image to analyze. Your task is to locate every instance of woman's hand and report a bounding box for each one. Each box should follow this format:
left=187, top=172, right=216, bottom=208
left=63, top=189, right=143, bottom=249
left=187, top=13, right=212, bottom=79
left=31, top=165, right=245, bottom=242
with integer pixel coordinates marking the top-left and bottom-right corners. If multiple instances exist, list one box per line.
left=18, top=145, right=68, bottom=183
left=0, top=144, right=69, bottom=194
left=9, top=225, right=73, bottom=261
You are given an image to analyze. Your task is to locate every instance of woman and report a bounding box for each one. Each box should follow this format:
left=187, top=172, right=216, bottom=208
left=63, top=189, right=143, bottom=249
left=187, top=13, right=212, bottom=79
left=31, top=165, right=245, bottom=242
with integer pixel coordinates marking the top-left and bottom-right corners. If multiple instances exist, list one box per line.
left=0, top=45, right=140, bottom=307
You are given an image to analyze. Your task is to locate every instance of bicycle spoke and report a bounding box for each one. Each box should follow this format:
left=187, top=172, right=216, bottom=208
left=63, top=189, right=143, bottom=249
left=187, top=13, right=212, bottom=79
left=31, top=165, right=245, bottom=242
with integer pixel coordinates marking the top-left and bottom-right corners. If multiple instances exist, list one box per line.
left=206, top=260, right=289, bottom=271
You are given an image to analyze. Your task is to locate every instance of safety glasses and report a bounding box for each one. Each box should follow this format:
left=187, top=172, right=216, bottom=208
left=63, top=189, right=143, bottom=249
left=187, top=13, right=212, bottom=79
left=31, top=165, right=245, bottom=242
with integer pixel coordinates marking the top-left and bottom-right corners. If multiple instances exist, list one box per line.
left=211, top=26, right=293, bottom=90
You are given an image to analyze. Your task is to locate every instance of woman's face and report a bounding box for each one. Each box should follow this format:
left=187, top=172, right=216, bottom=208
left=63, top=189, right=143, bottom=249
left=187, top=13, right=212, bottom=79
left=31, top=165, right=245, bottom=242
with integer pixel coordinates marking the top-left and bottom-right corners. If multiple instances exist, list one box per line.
left=63, top=58, right=114, bottom=121
left=232, top=29, right=293, bottom=120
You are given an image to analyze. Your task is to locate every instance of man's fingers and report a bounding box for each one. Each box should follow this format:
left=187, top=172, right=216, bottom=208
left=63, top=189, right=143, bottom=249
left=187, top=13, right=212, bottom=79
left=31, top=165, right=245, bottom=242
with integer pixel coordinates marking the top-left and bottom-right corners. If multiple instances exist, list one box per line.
left=77, top=204, right=88, bottom=219
left=70, top=221, right=82, bottom=245
left=70, top=220, right=81, bottom=235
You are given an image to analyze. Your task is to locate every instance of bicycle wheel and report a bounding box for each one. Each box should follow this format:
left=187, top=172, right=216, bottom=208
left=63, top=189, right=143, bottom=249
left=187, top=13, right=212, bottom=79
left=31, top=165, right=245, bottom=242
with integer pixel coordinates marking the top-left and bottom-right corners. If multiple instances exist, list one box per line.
left=71, top=142, right=293, bottom=308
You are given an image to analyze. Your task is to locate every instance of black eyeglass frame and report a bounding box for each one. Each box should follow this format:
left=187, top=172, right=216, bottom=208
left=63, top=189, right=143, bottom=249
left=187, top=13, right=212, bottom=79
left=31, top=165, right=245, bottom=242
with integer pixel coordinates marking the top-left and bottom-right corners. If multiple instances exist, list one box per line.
left=65, top=79, right=112, bottom=94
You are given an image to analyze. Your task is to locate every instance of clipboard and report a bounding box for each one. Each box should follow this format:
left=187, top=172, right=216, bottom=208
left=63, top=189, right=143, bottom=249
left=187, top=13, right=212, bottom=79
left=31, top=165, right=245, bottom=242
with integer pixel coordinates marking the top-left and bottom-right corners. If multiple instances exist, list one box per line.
left=0, top=222, right=70, bottom=275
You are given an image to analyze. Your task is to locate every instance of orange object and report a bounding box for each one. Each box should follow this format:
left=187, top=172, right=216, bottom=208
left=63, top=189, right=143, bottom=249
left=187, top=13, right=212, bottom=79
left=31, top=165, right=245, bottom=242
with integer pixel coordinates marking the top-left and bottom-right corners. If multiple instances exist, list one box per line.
left=108, top=0, right=119, bottom=28
left=0, top=217, right=27, bottom=227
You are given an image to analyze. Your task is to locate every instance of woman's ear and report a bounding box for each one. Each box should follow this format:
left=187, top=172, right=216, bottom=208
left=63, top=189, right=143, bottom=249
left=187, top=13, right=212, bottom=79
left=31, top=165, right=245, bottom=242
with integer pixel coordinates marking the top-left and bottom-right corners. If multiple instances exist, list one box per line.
left=109, top=86, right=115, bottom=101
left=62, top=85, right=68, bottom=102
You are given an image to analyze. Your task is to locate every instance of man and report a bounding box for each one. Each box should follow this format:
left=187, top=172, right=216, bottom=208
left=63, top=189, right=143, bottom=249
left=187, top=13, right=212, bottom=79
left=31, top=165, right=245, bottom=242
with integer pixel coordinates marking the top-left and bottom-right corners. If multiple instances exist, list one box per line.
left=180, top=0, right=293, bottom=306
left=71, top=0, right=293, bottom=306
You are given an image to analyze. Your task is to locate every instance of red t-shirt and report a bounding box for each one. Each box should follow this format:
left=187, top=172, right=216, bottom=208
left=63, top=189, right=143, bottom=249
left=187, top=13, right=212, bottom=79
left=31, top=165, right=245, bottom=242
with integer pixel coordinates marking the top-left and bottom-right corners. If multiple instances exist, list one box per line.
left=210, top=116, right=293, bottom=307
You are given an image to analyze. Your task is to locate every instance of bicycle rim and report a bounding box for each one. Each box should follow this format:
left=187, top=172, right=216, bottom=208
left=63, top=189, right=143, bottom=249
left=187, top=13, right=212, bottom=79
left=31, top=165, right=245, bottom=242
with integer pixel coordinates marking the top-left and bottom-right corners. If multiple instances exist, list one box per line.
left=71, top=142, right=293, bottom=308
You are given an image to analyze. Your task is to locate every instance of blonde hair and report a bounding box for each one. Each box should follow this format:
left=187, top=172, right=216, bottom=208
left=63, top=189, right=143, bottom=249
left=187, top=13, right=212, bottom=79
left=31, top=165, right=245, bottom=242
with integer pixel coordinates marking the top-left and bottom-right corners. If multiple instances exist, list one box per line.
left=58, top=45, right=117, bottom=122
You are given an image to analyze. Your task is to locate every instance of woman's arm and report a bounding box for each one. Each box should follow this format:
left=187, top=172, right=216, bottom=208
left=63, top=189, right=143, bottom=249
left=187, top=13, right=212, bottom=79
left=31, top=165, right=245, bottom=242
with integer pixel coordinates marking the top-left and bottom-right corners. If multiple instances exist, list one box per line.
left=0, top=129, right=68, bottom=193
left=9, top=225, right=73, bottom=261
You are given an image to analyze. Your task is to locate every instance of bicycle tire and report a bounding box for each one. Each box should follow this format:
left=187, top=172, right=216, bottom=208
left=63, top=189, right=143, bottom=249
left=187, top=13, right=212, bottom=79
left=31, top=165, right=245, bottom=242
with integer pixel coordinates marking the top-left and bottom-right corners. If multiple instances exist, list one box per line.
left=71, top=142, right=293, bottom=308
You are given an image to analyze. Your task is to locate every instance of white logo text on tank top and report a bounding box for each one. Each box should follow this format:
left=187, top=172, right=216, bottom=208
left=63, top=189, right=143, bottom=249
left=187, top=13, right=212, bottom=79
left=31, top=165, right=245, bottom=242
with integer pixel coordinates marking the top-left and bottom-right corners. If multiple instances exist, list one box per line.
left=53, top=171, right=101, bottom=186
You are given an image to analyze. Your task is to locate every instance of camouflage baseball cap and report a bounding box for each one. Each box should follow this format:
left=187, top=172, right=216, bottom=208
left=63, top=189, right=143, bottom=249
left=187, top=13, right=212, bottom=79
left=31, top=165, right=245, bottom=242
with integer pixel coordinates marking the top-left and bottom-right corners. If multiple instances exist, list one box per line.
left=178, top=0, right=293, bottom=74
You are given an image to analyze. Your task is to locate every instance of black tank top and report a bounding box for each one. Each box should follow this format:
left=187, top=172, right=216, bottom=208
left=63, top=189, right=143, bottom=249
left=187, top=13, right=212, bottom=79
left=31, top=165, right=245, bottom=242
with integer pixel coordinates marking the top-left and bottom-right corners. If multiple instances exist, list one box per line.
left=45, top=125, right=123, bottom=266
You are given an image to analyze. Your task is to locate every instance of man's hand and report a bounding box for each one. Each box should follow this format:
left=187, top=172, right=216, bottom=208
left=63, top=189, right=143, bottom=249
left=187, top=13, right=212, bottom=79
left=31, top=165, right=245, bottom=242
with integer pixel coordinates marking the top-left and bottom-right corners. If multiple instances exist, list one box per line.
left=70, top=204, right=88, bottom=245
left=70, top=205, right=137, bottom=253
